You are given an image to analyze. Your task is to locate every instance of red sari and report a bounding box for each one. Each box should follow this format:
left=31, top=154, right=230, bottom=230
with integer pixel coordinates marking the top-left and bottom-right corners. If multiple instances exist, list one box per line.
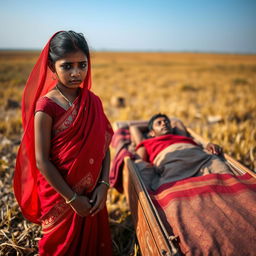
left=14, top=32, right=113, bottom=255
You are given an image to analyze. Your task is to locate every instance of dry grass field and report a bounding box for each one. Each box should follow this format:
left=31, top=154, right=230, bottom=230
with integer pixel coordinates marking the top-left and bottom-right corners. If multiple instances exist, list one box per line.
left=0, top=50, right=255, bottom=255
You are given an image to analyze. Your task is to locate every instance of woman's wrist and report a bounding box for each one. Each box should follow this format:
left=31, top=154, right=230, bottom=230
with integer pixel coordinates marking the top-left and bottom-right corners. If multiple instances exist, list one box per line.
left=98, top=180, right=110, bottom=188
left=65, top=192, right=78, bottom=204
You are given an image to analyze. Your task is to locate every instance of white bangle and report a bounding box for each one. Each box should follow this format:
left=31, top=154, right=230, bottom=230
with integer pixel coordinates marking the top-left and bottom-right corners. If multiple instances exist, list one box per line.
left=65, top=192, right=77, bottom=204
left=98, top=180, right=110, bottom=188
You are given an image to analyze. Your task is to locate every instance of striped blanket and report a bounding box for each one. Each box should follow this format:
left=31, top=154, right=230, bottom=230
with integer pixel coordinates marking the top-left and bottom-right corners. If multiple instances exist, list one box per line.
left=150, top=172, right=256, bottom=255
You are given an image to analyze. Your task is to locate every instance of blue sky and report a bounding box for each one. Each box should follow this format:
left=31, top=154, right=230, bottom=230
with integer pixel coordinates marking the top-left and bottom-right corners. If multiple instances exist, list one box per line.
left=1, top=0, right=256, bottom=53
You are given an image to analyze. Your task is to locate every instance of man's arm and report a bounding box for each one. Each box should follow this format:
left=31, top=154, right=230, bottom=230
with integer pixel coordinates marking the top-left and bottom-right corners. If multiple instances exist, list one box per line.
left=170, top=118, right=222, bottom=154
left=205, top=143, right=223, bottom=155
left=129, top=125, right=148, bottom=161
left=129, top=125, right=145, bottom=145
left=170, top=118, right=190, bottom=137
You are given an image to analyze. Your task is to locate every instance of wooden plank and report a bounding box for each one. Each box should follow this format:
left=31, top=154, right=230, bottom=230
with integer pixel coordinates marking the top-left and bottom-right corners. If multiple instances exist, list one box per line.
left=123, top=157, right=181, bottom=256
left=126, top=173, right=161, bottom=255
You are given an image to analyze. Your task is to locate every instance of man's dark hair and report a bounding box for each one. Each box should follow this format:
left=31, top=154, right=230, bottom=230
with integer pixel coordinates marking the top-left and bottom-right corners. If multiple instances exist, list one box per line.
left=148, top=113, right=170, bottom=131
left=49, top=30, right=90, bottom=63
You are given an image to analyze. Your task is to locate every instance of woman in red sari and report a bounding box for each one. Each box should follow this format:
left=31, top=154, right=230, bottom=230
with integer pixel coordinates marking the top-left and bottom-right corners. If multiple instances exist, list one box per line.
left=14, top=31, right=113, bottom=255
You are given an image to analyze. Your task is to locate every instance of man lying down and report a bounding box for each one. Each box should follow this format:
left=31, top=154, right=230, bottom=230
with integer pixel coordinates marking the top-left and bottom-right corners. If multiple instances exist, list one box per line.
left=129, top=113, right=256, bottom=256
left=130, top=113, right=232, bottom=190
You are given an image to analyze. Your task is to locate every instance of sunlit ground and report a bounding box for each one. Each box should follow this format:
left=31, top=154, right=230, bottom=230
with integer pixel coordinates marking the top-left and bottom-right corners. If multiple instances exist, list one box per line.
left=0, top=51, right=255, bottom=255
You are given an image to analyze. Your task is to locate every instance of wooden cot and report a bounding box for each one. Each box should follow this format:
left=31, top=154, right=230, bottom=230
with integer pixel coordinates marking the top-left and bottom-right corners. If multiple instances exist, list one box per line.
left=113, top=121, right=256, bottom=256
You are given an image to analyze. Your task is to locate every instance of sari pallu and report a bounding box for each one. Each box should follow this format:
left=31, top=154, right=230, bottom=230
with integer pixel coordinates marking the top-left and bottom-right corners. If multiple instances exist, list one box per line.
left=151, top=173, right=256, bottom=256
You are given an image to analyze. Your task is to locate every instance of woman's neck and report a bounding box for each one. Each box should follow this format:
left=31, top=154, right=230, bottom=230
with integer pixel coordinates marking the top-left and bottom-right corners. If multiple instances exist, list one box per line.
left=56, top=83, right=80, bottom=98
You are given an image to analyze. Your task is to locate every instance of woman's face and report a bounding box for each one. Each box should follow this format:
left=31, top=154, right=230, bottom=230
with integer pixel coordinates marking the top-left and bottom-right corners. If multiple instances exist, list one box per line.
left=53, top=50, right=88, bottom=88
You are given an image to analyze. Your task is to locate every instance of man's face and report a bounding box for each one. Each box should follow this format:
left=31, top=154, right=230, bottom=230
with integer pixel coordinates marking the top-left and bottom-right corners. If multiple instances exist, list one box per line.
left=150, top=117, right=172, bottom=137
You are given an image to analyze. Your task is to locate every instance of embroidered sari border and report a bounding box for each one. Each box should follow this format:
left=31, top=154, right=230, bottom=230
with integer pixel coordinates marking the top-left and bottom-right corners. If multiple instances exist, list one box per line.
left=41, top=171, right=96, bottom=232
left=53, top=96, right=80, bottom=134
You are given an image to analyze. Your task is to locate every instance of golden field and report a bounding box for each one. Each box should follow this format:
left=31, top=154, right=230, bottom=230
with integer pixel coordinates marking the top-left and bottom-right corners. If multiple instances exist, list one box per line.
left=0, top=50, right=255, bottom=255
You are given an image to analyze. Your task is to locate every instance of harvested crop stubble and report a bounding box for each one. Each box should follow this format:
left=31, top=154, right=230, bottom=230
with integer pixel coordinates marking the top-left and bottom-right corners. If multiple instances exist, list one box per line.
left=0, top=51, right=255, bottom=255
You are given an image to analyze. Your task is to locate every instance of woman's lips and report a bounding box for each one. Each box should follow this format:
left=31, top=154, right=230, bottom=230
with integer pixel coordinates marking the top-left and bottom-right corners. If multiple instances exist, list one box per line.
left=70, top=80, right=82, bottom=84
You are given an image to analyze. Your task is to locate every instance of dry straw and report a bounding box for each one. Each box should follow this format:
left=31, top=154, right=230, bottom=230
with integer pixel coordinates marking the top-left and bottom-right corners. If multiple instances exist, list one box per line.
left=0, top=51, right=255, bottom=255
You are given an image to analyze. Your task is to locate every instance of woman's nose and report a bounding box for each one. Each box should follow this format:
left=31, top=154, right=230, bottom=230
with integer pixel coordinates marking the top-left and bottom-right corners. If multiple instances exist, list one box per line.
left=71, top=67, right=80, bottom=77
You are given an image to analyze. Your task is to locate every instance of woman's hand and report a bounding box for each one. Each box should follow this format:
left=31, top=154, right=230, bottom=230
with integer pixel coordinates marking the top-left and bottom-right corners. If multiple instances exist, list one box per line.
left=89, top=184, right=109, bottom=217
left=70, top=195, right=92, bottom=217
left=206, top=143, right=223, bottom=155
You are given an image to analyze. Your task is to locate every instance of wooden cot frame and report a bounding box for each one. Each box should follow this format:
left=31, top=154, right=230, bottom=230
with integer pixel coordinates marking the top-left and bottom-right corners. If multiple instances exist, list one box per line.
left=113, top=121, right=255, bottom=256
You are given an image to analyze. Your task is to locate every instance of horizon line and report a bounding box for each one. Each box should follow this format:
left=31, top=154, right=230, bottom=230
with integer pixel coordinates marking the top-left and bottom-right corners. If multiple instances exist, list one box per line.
left=0, top=48, right=256, bottom=55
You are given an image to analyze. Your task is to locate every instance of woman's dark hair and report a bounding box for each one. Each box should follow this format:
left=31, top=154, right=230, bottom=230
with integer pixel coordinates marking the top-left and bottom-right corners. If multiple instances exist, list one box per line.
left=49, top=31, right=90, bottom=63
left=148, top=113, right=170, bottom=131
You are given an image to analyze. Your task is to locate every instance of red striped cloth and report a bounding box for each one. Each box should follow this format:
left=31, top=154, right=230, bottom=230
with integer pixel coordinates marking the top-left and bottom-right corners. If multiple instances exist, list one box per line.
left=151, top=173, right=256, bottom=255
left=110, top=128, right=134, bottom=193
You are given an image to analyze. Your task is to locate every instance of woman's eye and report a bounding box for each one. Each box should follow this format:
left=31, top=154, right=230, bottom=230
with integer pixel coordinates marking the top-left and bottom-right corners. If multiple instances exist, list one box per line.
left=80, top=63, right=87, bottom=69
left=62, top=64, right=72, bottom=70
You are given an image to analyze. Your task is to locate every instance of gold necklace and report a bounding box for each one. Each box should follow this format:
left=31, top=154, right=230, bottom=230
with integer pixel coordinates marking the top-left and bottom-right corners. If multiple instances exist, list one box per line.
left=56, top=85, right=73, bottom=107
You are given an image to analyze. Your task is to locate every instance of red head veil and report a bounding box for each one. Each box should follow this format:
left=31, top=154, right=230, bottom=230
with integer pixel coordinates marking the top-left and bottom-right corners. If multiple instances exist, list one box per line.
left=14, top=32, right=93, bottom=223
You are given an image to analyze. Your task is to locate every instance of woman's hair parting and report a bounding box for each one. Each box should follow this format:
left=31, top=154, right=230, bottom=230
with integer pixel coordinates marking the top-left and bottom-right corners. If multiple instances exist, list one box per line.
left=148, top=113, right=170, bottom=131
left=49, top=31, right=90, bottom=63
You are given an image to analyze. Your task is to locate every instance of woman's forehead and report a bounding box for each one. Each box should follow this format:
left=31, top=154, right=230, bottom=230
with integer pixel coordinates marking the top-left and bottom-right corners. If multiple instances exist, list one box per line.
left=58, top=51, right=88, bottom=63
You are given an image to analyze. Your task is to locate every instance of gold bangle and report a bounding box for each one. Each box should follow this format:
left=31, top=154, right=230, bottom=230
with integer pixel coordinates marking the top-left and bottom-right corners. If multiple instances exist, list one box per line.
left=65, top=192, right=77, bottom=204
left=98, top=180, right=110, bottom=188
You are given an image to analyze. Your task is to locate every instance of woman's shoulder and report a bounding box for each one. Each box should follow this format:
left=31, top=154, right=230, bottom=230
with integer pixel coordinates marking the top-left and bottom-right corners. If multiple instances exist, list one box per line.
left=36, top=87, right=63, bottom=115
left=88, top=90, right=104, bottom=106
left=36, top=89, right=67, bottom=114
left=88, top=90, right=100, bottom=100
left=36, top=95, right=54, bottom=108
left=35, top=96, right=56, bottom=117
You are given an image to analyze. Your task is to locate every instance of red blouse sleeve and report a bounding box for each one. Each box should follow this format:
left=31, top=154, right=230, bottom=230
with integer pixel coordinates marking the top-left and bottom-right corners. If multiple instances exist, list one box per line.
left=35, top=97, right=55, bottom=118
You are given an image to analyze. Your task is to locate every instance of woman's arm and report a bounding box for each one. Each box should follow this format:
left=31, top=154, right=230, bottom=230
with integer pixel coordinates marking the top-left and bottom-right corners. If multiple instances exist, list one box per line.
left=34, top=111, right=91, bottom=216
left=99, top=148, right=111, bottom=183
left=89, top=148, right=110, bottom=216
